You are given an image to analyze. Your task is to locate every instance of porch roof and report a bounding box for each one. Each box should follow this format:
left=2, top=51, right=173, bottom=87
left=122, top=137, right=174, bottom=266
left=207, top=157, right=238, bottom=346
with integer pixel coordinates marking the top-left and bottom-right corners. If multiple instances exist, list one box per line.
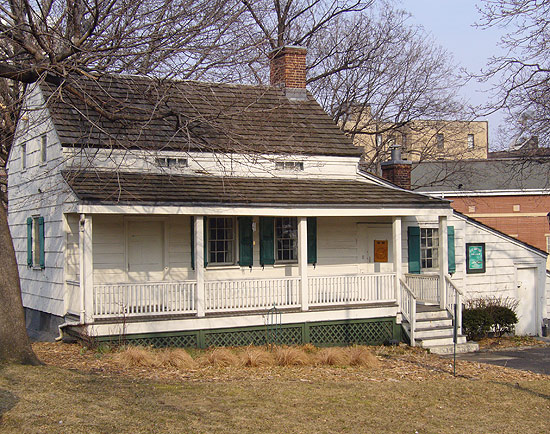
left=62, top=170, right=449, bottom=208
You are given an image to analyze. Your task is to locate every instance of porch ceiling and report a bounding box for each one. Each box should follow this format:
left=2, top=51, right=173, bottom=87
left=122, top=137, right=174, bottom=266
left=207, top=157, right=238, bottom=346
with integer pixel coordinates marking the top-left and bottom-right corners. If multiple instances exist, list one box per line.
left=62, top=169, right=450, bottom=209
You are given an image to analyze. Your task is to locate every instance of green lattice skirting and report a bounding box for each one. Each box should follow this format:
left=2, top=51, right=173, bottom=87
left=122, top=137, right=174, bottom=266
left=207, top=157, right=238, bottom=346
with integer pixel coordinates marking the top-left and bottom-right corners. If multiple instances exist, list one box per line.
left=96, top=317, right=402, bottom=349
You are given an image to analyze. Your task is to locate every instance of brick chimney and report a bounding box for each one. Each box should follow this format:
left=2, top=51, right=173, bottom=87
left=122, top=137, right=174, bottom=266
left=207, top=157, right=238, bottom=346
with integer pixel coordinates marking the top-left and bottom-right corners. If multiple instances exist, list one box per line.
left=269, top=46, right=307, bottom=99
left=381, top=145, right=412, bottom=189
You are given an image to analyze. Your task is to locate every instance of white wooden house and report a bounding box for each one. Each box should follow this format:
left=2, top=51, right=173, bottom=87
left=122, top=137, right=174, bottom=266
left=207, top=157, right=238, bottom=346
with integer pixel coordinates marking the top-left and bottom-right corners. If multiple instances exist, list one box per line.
left=7, top=47, right=548, bottom=351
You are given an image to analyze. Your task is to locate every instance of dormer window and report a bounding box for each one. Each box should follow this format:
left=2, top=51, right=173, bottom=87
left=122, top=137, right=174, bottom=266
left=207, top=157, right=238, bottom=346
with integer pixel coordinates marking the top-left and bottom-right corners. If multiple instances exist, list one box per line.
left=156, top=157, right=188, bottom=168
left=275, top=161, right=304, bottom=171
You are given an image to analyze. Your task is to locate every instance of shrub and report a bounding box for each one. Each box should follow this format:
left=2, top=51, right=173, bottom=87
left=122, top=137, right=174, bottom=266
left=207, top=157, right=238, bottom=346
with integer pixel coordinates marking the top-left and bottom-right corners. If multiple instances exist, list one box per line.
left=463, top=307, right=492, bottom=340
left=491, top=306, right=518, bottom=337
left=463, top=296, right=519, bottom=340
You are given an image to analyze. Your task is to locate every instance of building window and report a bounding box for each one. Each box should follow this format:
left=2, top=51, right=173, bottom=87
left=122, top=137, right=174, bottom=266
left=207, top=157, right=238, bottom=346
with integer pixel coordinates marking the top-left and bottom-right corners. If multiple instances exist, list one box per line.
left=436, top=133, right=444, bottom=149
left=420, top=228, right=439, bottom=269
left=21, top=143, right=26, bottom=169
left=275, top=161, right=304, bottom=171
left=467, top=134, right=475, bottom=149
left=208, top=217, right=235, bottom=264
left=156, top=157, right=188, bottom=168
left=546, top=235, right=550, bottom=254
left=40, top=134, right=47, bottom=163
left=275, top=217, right=297, bottom=262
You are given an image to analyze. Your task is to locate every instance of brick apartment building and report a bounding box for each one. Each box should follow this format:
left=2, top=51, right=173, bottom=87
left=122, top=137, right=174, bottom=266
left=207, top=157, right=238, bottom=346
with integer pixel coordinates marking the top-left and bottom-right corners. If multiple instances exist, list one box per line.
left=412, top=159, right=550, bottom=267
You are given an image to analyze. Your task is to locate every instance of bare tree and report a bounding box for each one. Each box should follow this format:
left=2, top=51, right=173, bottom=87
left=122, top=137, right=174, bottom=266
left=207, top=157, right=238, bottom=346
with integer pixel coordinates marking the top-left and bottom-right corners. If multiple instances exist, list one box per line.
left=0, top=0, right=249, bottom=364
left=234, top=1, right=469, bottom=171
left=477, top=0, right=550, bottom=149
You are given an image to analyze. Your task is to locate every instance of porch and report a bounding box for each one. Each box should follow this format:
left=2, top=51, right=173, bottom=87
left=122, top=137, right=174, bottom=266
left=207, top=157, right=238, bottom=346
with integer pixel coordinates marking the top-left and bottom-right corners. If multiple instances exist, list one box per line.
left=64, top=210, right=462, bottom=349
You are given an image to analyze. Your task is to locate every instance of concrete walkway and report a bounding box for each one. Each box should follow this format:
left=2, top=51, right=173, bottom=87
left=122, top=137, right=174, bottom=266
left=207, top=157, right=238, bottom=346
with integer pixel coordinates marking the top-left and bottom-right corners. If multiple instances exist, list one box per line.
left=453, top=342, right=550, bottom=375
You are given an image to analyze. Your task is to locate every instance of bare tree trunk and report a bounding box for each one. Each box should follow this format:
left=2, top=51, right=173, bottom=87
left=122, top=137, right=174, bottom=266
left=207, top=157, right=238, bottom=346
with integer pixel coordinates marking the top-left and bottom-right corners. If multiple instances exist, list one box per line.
left=0, top=204, right=41, bottom=365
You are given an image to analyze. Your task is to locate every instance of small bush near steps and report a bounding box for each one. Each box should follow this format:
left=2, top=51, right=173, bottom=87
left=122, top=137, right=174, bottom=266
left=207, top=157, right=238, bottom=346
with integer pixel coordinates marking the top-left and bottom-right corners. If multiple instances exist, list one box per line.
left=463, top=296, right=518, bottom=340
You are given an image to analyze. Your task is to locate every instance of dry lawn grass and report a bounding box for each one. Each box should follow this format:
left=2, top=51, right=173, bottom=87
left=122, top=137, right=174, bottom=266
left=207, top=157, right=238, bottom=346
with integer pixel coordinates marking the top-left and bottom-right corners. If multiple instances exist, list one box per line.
left=1, top=342, right=550, bottom=434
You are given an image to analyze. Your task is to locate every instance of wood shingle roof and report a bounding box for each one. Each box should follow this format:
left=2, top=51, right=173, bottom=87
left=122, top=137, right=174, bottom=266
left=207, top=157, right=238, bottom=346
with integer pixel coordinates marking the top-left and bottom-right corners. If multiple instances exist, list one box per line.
left=41, top=74, right=362, bottom=157
left=62, top=170, right=448, bottom=208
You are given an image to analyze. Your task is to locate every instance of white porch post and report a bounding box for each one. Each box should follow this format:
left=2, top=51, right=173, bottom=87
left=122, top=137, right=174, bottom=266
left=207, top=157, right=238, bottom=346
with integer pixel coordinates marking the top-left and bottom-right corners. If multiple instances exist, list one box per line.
left=79, top=214, right=94, bottom=324
left=392, top=217, right=402, bottom=307
left=194, top=216, right=205, bottom=317
left=298, top=217, right=309, bottom=311
left=439, top=215, right=448, bottom=310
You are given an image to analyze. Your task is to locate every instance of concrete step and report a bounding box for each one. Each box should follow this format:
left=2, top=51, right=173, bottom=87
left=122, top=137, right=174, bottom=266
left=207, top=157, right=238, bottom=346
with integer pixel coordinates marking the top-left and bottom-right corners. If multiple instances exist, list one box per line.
left=417, top=335, right=467, bottom=348
left=415, top=326, right=456, bottom=339
left=427, top=342, right=480, bottom=355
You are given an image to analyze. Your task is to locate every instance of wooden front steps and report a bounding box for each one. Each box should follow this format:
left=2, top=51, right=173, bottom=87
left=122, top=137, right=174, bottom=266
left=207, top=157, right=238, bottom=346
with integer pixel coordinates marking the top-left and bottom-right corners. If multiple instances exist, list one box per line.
left=404, top=304, right=479, bottom=354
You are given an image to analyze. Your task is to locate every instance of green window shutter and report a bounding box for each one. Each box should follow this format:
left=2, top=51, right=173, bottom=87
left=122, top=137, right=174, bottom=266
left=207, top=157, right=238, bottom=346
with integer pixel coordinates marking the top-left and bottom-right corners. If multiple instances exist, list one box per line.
left=190, top=216, right=195, bottom=270
left=203, top=217, right=208, bottom=268
left=259, top=217, right=275, bottom=266
left=238, top=217, right=253, bottom=267
left=307, top=217, right=317, bottom=264
left=26, top=217, right=33, bottom=267
left=447, top=226, right=456, bottom=274
left=38, top=217, right=45, bottom=269
left=407, top=226, right=421, bottom=274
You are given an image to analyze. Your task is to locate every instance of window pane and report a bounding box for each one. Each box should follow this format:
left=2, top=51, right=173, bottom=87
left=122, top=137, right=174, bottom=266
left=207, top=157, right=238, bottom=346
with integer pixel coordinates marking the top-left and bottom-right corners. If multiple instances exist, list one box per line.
left=207, top=217, right=235, bottom=264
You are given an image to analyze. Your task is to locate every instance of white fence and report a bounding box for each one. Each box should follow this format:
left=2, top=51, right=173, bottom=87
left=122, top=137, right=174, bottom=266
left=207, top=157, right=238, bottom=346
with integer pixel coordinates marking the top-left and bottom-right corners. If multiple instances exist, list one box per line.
left=309, top=273, right=396, bottom=306
left=205, top=277, right=301, bottom=312
left=405, top=273, right=440, bottom=304
left=92, top=273, right=398, bottom=318
left=93, top=281, right=197, bottom=318
left=400, top=279, right=417, bottom=346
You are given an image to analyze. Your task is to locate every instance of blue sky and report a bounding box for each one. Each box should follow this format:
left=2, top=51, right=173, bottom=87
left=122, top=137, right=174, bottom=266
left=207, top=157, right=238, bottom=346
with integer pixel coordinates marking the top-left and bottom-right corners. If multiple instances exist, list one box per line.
left=399, top=0, right=507, bottom=148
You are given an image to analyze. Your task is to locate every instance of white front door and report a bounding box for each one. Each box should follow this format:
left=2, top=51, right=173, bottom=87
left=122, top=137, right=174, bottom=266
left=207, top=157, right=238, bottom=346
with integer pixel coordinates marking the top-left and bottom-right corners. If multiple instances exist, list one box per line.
left=127, top=220, right=165, bottom=281
left=516, top=266, right=538, bottom=335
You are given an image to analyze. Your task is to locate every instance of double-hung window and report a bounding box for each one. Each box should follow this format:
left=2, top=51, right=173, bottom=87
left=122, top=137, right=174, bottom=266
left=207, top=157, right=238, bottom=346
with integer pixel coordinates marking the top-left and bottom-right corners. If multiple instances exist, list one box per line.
left=208, top=217, right=235, bottom=265
left=275, top=217, right=297, bottom=262
left=420, top=228, right=439, bottom=269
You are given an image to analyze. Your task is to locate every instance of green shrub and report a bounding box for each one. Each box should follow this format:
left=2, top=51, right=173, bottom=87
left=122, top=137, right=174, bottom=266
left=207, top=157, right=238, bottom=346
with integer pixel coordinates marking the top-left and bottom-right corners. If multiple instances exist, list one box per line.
left=463, top=296, right=519, bottom=340
left=463, top=307, right=492, bottom=340
left=491, top=306, right=517, bottom=337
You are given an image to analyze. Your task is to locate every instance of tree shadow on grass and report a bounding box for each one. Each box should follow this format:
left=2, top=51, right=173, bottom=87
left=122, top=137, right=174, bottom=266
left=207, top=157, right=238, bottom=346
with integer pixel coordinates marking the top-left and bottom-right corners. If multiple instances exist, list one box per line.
left=0, top=389, right=19, bottom=423
left=495, top=381, right=550, bottom=401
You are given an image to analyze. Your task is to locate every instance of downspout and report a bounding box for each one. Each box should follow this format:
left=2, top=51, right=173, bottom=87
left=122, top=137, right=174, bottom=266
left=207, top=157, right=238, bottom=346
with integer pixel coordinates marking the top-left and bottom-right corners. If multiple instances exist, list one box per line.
left=79, top=213, right=86, bottom=324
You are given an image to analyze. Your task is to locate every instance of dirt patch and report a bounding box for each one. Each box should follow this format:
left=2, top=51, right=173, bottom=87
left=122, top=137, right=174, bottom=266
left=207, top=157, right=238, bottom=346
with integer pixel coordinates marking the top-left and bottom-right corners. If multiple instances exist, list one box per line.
left=477, top=336, right=549, bottom=351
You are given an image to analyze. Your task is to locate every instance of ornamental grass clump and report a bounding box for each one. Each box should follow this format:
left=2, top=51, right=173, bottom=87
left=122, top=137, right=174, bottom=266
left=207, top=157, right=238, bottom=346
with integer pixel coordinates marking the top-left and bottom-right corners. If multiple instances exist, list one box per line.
left=315, top=347, right=350, bottom=366
left=114, top=346, right=160, bottom=368
left=348, top=346, right=380, bottom=368
left=157, top=348, right=196, bottom=370
left=240, top=347, right=275, bottom=367
left=203, top=348, right=241, bottom=367
left=274, top=346, right=311, bottom=366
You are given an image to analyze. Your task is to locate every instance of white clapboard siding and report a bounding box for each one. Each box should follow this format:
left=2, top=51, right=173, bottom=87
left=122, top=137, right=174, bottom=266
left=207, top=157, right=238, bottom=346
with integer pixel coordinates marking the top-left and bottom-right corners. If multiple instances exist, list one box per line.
left=7, top=84, right=78, bottom=317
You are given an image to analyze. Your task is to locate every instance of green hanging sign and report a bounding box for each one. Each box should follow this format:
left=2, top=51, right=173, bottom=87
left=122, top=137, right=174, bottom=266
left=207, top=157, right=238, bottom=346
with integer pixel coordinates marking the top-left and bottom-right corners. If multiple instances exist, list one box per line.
left=466, top=243, right=485, bottom=274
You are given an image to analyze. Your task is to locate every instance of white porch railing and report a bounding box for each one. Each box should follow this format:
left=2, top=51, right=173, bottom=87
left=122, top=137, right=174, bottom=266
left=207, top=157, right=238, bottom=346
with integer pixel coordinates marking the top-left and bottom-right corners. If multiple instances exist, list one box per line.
left=205, top=277, right=301, bottom=312
left=309, top=273, right=396, bottom=306
left=400, top=278, right=417, bottom=346
left=93, top=281, right=197, bottom=318
left=445, top=275, right=463, bottom=335
left=405, top=273, right=440, bottom=304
